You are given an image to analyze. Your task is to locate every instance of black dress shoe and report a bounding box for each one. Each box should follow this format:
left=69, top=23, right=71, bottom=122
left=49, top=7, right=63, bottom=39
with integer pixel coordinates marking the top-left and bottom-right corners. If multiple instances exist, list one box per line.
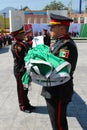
left=24, top=108, right=32, bottom=113
left=28, top=104, right=36, bottom=110
left=20, top=105, right=36, bottom=113
left=20, top=107, right=31, bottom=113
left=24, top=106, right=36, bottom=113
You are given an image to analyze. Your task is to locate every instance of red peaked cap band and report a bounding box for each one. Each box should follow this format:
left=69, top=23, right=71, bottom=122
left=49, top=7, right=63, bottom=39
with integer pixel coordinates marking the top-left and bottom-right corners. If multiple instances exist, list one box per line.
left=49, top=19, right=70, bottom=26
left=24, top=24, right=32, bottom=35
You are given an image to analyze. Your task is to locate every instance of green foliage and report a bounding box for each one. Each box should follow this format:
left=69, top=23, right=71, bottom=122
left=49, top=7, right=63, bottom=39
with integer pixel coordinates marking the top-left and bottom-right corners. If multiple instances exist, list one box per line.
left=43, top=0, right=68, bottom=10
left=0, top=15, right=9, bottom=29
left=22, top=6, right=30, bottom=11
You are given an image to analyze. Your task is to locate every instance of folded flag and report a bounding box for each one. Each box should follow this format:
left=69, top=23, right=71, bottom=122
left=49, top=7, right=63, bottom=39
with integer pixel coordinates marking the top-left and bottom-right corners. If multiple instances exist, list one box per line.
left=22, top=44, right=71, bottom=87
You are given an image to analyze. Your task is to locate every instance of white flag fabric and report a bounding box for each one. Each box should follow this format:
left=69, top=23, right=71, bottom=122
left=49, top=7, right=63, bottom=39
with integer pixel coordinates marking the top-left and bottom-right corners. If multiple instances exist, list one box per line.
left=32, top=36, right=44, bottom=48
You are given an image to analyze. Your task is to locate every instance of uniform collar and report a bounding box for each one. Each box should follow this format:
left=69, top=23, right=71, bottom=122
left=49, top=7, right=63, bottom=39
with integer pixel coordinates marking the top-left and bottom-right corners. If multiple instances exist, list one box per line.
left=14, top=38, right=23, bottom=42
left=57, top=34, right=70, bottom=41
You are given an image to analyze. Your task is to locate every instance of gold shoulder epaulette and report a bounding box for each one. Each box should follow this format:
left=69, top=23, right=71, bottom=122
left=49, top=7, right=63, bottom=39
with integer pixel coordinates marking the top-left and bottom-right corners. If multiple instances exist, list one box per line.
left=14, top=44, right=22, bottom=52
left=63, top=39, right=70, bottom=44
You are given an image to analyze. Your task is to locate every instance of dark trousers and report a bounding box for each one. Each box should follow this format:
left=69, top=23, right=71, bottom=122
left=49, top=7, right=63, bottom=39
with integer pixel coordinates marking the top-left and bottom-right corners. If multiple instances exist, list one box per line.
left=14, top=71, right=30, bottom=110
left=45, top=98, right=69, bottom=130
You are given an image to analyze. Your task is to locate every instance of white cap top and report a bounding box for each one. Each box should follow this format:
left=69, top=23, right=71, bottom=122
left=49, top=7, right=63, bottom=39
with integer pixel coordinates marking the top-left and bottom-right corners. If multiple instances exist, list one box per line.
left=9, top=10, right=24, bottom=33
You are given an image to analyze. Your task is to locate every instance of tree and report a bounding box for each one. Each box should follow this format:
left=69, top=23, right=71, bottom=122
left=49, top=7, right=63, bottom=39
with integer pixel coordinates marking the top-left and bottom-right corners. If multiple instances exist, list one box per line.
left=43, top=0, right=68, bottom=10
left=22, top=6, right=30, bottom=11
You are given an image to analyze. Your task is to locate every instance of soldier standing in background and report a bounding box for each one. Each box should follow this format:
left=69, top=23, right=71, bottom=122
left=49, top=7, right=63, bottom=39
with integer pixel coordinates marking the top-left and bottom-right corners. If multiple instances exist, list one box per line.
left=11, top=27, right=35, bottom=113
left=24, top=24, right=33, bottom=49
left=42, top=28, right=51, bottom=46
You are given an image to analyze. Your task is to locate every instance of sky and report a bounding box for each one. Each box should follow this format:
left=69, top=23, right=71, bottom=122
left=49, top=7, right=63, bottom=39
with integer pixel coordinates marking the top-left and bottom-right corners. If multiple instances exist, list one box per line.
left=0, top=0, right=86, bottom=11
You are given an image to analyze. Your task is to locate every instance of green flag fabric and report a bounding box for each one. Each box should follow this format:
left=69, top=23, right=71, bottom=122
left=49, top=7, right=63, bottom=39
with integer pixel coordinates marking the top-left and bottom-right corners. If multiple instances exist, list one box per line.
left=22, top=44, right=71, bottom=87
left=79, top=24, right=87, bottom=37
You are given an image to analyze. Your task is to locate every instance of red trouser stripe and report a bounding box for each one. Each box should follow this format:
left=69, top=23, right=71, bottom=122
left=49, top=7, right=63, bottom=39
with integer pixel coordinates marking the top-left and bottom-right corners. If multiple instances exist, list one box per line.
left=18, top=72, right=24, bottom=111
left=57, top=101, right=62, bottom=130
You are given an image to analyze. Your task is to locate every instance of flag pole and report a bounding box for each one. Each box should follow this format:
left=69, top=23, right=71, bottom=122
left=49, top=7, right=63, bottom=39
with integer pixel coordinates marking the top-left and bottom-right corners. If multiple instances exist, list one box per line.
left=79, top=0, right=82, bottom=13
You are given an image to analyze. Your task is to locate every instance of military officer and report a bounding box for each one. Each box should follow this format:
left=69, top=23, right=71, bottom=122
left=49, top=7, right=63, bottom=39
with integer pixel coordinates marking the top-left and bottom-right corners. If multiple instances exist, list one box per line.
left=41, top=13, right=78, bottom=130
left=11, top=27, right=35, bottom=113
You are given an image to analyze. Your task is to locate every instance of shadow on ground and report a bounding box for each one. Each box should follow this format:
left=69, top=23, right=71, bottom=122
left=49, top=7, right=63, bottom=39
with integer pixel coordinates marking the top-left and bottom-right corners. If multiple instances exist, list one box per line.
left=33, top=106, right=48, bottom=114
left=0, top=46, right=9, bottom=54
left=34, top=91, right=87, bottom=130
left=67, top=91, right=87, bottom=130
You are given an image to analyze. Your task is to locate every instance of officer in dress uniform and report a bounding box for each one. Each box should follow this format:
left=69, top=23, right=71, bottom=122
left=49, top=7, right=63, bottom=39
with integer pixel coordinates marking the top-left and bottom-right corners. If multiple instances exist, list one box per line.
left=41, top=13, right=78, bottom=130
left=42, top=28, right=51, bottom=46
left=24, top=24, right=33, bottom=49
left=11, top=27, right=35, bottom=113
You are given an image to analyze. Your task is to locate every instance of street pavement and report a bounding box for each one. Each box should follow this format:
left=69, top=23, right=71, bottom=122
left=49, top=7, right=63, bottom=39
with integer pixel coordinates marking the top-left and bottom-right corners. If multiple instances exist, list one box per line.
left=0, top=41, right=87, bottom=130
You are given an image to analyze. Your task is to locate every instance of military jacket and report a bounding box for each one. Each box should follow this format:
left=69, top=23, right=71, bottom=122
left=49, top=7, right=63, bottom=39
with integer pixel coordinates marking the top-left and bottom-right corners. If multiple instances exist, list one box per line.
left=11, top=40, right=28, bottom=73
left=50, top=35, right=78, bottom=76
left=41, top=34, right=78, bottom=99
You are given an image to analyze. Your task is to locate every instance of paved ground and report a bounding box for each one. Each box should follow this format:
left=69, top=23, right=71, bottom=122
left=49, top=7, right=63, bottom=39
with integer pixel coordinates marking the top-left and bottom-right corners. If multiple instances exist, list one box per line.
left=0, top=42, right=87, bottom=130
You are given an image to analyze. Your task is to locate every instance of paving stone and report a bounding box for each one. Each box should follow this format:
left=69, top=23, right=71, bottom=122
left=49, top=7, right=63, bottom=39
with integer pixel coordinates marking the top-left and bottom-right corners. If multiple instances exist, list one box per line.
left=0, top=42, right=87, bottom=130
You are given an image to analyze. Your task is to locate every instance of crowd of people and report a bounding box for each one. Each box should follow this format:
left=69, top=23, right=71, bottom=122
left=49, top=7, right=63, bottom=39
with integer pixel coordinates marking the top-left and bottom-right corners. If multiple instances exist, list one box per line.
left=0, top=33, right=13, bottom=48
left=0, top=27, right=51, bottom=49
left=69, top=31, right=79, bottom=37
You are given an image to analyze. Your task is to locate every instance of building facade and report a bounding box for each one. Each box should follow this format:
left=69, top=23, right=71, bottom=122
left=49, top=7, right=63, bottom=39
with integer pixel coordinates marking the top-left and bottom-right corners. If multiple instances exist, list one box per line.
left=24, top=10, right=68, bottom=24
left=68, top=13, right=87, bottom=23
left=24, top=11, right=48, bottom=24
left=24, top=10, right=87, bottom=24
